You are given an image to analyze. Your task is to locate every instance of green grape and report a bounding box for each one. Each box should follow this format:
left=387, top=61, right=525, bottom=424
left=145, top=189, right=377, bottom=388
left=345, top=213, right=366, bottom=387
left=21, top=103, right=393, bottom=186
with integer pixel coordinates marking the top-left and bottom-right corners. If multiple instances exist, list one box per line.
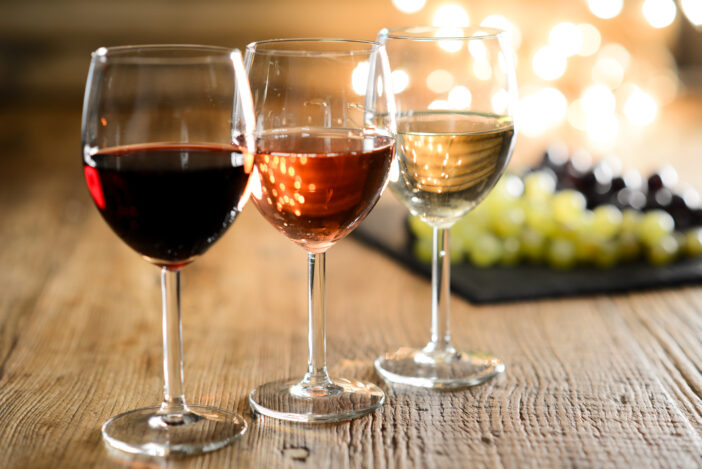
left=492, top=205, right=526, bottom=238
left=448, top=234, right=465, bottom=263
left=685, top=228, right=702, bottom=257
left=575, top=233, right=599, bottom=264
left=558, top=209, right=593, bottom=240
left=469, top=232, right=503, bottom=267
left=618, top=232, right=642, bottom=262
left=594, top=239, right=619, bottom=269
left=520, top=228, right=546, bottom=263
left=523, top=170, right=556, bottom=203
left=646, top=234, right=679, bottom=266
left=524, top=201, right=558, bottom=237
left=636, top=210, right=675, bottom=246
left=452, top=221, right=484, bottom=253
left=413, top=238, right=433, bottom=263
left=620, top=209, right=641, bottom=234
left=409, top=215, right=433, bottom=240
left=484, top=173, right=524, bottom=211
left=551, top=189, right=587, bottom=226
left=592, top=204, right=623, bottom=240
left=547, top=237, right=577, bottom=270
left=413, top=237, right=464, bottom=264
left=501, top=237, right=521, bottom=266
left=462, top=203, right=490, bottom=230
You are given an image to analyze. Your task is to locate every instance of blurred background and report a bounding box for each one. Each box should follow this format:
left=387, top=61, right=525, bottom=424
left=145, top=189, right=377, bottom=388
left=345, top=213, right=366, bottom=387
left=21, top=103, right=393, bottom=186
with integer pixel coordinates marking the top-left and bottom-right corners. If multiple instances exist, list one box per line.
left=1, top=0, right=702, bottom=171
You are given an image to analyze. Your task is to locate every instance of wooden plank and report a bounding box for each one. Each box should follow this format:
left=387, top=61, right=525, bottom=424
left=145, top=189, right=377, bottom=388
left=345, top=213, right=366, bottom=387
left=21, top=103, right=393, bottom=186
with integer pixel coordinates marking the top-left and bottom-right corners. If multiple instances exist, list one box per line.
left=1, top=108, right=702, bottom=467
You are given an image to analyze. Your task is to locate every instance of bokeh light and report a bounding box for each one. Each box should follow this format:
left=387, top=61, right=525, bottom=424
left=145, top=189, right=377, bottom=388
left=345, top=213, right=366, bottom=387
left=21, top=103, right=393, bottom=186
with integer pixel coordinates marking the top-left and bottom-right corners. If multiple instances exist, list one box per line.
left=549, top=22, right=583, bottom=57
left=587, top=0, right=624, bottom=19
left=351, top=61, right=369, bottom=95
left=435, top=27, right=465, bottom=53
left=433, top=4, right=470, bottom=27
left=447, top=85, right=472, bottom=109
left=391, top=69, right=410, bottom=94
left=642, top=0, right=677, bottom=28
left=473, top=61, right=492, bottom=80
left=582, top=84, right=616, bottom=117
left=681, top=0, right=702, bottom=26
left=624, top=86, right=658, bottom=126
left=426, top=69, right=454, bottom=93
left=480, top=15, right=522, bottom=50
left=532, top=46, right=567, bottom=81
left=598, top=43, right=631, bottom=71
left=577, top=23, right=601, bottom=56
left=592, top=57, right=625, bottom=89
left=519, top=87, right=567, bottom=137
left=491, top=89, right=509, bottom=114
left=392, top=0, right=426, bottom=14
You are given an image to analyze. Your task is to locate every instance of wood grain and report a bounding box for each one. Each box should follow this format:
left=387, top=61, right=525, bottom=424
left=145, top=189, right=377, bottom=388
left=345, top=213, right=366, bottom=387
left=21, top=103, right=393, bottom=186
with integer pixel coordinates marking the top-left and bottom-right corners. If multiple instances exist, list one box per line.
left=0, top=107, right=701, bottom=468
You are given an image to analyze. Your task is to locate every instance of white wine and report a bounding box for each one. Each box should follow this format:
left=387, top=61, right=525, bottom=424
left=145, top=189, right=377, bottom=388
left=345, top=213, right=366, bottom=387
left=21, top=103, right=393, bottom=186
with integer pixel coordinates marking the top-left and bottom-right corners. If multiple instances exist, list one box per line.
left=389, top=111, right=515, bottom=227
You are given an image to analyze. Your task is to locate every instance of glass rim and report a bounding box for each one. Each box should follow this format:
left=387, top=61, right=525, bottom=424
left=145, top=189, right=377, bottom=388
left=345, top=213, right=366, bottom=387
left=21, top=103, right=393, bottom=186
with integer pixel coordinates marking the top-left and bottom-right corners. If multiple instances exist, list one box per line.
left=90, top=44, right=239, bottom=63
left=382, top=26, right=506, bottom=41
left=246, top=38, right=383, bottom=57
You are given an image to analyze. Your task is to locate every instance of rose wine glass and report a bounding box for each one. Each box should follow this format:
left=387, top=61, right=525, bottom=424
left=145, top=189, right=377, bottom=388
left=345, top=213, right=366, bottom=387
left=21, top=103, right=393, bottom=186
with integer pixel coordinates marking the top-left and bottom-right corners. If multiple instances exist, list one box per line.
left=81, top=45, right=256, bottom=456
left=244, top=39, right=396, bottom=422
left=374, top=27, right=518, bottom=388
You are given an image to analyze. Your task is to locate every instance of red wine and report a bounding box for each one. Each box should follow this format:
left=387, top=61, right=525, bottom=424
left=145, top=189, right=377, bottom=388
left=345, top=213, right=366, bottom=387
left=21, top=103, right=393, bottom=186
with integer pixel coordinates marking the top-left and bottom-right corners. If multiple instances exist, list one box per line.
left=252, top=128, right=394, bottom=253
left=84, top=143, right=250, bottom=268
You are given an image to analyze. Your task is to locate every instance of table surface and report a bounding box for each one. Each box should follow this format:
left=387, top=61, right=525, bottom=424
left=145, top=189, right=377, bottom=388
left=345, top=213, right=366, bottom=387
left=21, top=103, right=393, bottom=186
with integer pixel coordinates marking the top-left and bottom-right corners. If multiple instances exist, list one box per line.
left=2, top=106, right=702, bottom=469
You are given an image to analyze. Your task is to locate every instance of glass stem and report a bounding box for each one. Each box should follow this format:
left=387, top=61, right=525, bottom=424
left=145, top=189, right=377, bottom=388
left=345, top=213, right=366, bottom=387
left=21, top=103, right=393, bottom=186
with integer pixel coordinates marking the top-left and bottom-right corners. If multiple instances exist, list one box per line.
left=425, top=226, right=456, bottom=355
left=159, top=267, right=188, bottom=417
left=300, top=252, right=333, bottom=389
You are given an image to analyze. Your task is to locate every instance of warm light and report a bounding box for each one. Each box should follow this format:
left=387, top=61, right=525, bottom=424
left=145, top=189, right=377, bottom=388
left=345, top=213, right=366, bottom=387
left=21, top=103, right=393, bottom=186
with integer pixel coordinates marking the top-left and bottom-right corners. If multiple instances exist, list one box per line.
left=648, top=71, right=679, bottom=104
left=586, top=113, right=619, bottom=144
left=549, top=22, right=583, bottom=57
left=582, top=84, right=616, bottom=117
left=436, top=27, right=464, bottom=53
left=491, top=89, right=509, bottom=114
left=643, top=0, right=677, bottom=28
left=468, top=40, right=487, bottom=61
left=473, top=61, right=492, bottom=80
left=428, top=99, right=451, bottom=110
left=351, top=61, right=369, bottom=95
left=577, top=24, right=601, bottom=56
left=587, top=0, right=623, bottom=19
left=567, top=99, right=587, bottom=130
left=518, top=88, right=567, bottom=137
left=433, top=4, right=470, bottom=27
left=532, top=46, right=567, bottom=81
left=392, top=0, right=426, bottom=14
left=598, top=43, right=631, bottom=71
left=624, top=87, right=658, bottom=126
left=681, top=0, right=702, bottom=26
left=426, top=69, right=454, bottom=93
left=480, top=15, right=522, bottom=50
left=392, top=69, right=410, bottom=93
left=447, top=86, right=472, bottom=109
left=592, top=57, right=624, bottom=89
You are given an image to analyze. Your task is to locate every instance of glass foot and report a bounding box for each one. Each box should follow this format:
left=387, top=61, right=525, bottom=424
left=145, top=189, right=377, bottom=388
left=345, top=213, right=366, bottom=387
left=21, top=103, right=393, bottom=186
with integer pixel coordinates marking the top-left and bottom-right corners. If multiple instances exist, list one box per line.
left=374, top=346, right=505, bottom=389
left=102, top=405, right=247, bottom=457
left=249, top=377, right=385, bottom=422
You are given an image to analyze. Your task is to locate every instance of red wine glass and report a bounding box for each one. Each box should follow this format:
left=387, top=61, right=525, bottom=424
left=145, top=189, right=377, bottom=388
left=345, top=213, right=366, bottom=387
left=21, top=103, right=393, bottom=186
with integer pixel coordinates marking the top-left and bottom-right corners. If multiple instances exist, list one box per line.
left=244, top=39, right=396, bottom=422
left=81, top=45, right=255, bottom=456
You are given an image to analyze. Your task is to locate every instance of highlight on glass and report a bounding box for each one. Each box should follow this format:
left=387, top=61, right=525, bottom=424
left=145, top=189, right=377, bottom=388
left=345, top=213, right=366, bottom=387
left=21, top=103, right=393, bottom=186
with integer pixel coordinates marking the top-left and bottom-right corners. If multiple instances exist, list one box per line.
left=374, top=27, right=518, bottom=388
left=81, top=45, right=255, bottom=456
left=244, top=39, right=396, bottom=422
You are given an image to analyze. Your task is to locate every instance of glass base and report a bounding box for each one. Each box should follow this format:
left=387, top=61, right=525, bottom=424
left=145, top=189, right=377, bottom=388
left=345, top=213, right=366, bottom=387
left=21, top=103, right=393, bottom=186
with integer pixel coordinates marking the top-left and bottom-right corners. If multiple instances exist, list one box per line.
left=249, top=377, right=385, bottom=423
left=101, top=405, right=247, bottom=457
left=374, top=346, right=505, bottom=389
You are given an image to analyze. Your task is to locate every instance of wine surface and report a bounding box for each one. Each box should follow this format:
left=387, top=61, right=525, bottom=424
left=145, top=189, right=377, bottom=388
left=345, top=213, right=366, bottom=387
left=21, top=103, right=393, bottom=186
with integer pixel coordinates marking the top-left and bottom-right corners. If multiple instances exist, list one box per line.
left=252, top=128, right=394, bottom=253
left=84, top=143, right=249, bottom=267
left=390, top=111, right=515, bottom=227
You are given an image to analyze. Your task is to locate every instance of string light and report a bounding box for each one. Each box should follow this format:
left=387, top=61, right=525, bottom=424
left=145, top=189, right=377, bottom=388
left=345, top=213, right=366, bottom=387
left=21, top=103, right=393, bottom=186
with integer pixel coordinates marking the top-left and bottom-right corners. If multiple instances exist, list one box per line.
left=426, top=69, right=454, bottom=93
left=624, top=86, right=658, bottom=126
left=587, top=0, right=624, bottom=19
left=577, top=24, right=601, bottom=56
left=549, top=22, right=583, bottom=57
left=392, top=0, right=426, bottom=14
left=480, top=15, right=522, bottom=50
left=681, top=0, right=702, bottom=26
left=642, top=0, right=677, bottom=28
left=532, top=46, right=567, bottom=81
left=433, top=4, right=469, bottom=27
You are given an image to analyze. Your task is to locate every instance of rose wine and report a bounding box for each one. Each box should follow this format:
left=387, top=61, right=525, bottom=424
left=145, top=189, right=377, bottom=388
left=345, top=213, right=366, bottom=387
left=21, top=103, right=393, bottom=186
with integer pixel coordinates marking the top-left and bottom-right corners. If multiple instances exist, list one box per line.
left=252, top=128, right=394, bottom=253
left=84, top=143, right=250, bottom=267
left=390, top=111, right=515, bottom=227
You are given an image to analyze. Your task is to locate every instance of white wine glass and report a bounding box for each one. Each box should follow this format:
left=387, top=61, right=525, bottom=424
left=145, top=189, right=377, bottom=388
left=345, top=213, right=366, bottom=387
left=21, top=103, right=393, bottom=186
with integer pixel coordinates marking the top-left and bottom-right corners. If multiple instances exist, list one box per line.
left=374, top=27, right=517, bottom=388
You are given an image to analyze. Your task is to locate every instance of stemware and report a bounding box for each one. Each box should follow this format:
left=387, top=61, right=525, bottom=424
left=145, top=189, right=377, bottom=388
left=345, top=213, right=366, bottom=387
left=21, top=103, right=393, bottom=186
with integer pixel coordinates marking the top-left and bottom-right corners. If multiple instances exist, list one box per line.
left=244, top=39, right=396, bottom=422
left=81, top=45, right=255, bottom=455
left=374, top=27, right=518, bottom=388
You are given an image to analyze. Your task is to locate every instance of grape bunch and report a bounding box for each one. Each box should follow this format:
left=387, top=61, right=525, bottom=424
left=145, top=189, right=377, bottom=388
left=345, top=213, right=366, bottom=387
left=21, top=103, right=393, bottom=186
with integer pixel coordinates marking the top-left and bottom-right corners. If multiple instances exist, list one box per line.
left=409, top=145, right=702, bottom=269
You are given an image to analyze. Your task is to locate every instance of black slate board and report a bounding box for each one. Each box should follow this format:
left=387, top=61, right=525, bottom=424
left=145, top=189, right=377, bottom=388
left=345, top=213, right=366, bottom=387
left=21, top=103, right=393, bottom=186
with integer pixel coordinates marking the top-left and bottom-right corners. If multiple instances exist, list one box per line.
left=352, top=197, right=702, bottom=304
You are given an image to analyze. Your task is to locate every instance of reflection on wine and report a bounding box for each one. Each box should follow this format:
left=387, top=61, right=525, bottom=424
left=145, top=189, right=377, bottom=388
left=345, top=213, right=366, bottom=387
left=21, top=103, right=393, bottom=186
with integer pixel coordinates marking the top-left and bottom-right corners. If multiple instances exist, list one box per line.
left=252, top=128, right=394, bottom=253
left=85, top=143, right=249, bottom=267
left=390, top=111, right=515, bottom=227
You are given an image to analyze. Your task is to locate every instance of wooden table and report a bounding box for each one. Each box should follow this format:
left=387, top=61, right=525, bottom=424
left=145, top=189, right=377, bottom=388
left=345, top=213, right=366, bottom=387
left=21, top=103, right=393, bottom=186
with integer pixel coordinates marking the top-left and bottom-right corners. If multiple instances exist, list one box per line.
left=1, top=106, right=702, bottom=468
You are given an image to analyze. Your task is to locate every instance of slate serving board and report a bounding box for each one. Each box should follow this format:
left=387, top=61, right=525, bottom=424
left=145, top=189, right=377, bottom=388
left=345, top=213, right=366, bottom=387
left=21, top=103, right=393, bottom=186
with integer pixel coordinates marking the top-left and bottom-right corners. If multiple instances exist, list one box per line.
left=352, top=197, right=702, bottom=304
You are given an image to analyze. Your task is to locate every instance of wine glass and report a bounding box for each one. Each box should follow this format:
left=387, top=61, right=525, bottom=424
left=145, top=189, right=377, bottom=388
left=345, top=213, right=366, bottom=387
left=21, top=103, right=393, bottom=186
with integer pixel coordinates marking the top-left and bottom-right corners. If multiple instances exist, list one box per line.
left=374, top=27, right=517, bottom=388
left=81, top=45, right=255, bottom=456
left=244, top=39, right=396, bottom=422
